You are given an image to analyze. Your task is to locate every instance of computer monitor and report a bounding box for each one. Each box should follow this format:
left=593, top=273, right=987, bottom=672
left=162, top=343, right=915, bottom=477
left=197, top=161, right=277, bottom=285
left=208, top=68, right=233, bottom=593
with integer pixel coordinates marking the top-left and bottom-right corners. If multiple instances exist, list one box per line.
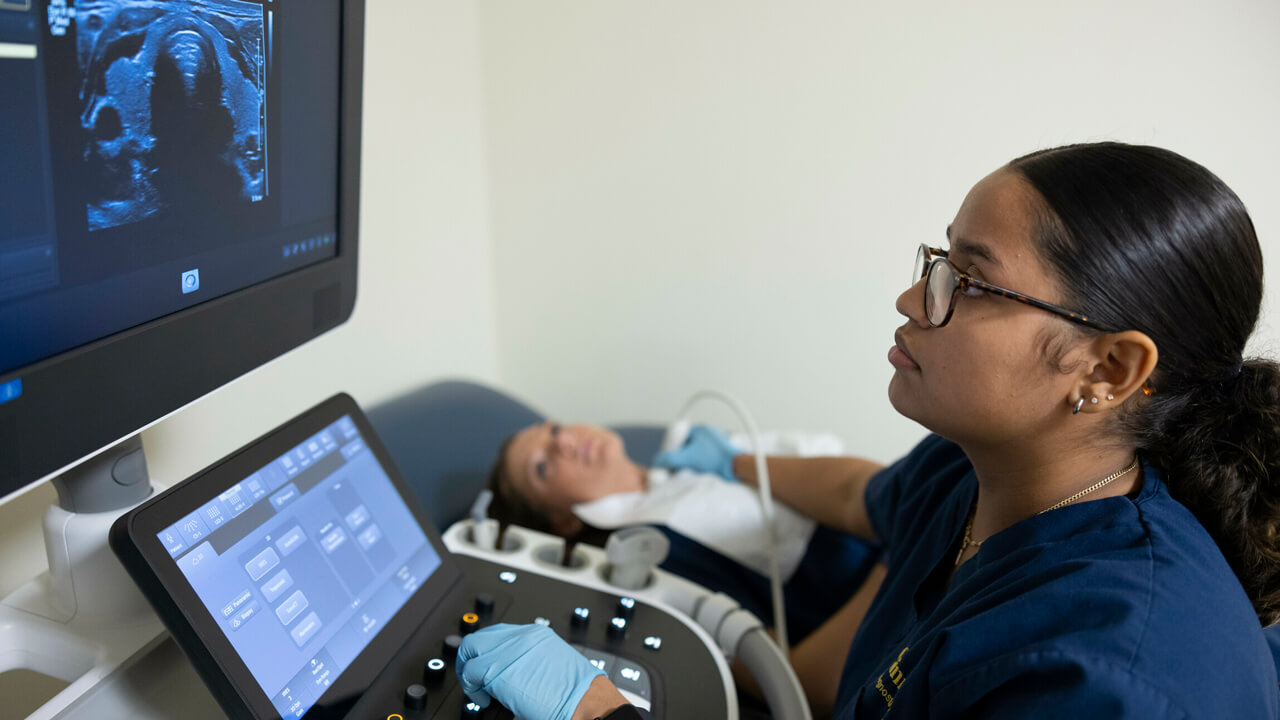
left=0, top=0, right=363, bottom=502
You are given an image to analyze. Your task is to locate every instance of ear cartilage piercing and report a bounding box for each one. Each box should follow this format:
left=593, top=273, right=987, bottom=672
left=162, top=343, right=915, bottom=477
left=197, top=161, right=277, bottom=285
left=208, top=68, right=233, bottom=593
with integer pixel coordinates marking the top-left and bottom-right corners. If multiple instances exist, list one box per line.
left=1091, top=397, right=1098, bottom=404
left=1072, top=397, right=1085, bottom=415
left=1106, top=394, right=1114, bottom=401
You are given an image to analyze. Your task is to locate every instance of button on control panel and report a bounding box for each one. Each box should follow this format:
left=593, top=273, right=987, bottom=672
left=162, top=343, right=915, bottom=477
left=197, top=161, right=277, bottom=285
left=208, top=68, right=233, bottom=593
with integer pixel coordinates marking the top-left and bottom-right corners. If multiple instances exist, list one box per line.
left=608, top=616, right=628, bottom=641
left=612, top=660, right=653, bottom=701
left=616, top=597, right=636, bottom=619
left=377, top=593, right=663, bottom=716
left=572, top=644, right=653, bottom=701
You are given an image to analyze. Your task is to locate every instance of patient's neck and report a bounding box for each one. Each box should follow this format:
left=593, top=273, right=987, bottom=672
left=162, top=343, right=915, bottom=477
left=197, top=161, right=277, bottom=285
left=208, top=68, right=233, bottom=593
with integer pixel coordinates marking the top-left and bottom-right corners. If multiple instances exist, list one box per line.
left=633, top=462, right=649, bottom=492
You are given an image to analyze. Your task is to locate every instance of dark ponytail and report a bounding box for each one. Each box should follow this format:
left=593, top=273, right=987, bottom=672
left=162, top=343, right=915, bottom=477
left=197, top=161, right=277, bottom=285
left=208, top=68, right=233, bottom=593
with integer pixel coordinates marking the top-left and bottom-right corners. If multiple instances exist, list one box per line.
left=1009, top=142, right=1280, bottom=626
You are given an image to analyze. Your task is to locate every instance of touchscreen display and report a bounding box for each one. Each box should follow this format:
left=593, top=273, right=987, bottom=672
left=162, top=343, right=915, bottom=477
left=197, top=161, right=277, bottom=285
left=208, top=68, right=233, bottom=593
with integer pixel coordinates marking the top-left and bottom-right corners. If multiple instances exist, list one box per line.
left=155, top=415, right=439, bottom=719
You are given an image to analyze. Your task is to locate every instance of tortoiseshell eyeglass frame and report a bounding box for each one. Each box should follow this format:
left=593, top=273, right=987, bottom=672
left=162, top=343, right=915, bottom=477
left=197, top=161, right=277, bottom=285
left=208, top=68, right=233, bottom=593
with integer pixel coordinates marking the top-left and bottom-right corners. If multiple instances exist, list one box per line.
left=914, top=244, right=1116, bottom=332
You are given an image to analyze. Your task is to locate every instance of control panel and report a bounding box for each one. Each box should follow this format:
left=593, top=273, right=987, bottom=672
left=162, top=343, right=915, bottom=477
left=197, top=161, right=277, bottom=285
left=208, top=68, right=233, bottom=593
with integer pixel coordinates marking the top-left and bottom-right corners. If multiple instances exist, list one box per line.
left=350, top=553, right=732, bottom=719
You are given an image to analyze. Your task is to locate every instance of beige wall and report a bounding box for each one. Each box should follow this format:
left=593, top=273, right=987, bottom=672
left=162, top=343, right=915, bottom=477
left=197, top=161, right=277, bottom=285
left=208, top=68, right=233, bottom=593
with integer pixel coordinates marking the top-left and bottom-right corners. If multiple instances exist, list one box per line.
left=0, top=0, right=499, bottom=597
left=479, top=0, right=1280, bottom=461
left=5, top=0, right=1280, bottom=598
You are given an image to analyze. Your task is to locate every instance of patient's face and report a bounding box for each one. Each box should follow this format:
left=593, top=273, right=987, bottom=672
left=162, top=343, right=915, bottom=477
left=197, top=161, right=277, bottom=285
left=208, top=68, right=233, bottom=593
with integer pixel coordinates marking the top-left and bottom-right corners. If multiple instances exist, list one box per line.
left=504, top=422, right=642, bottom=515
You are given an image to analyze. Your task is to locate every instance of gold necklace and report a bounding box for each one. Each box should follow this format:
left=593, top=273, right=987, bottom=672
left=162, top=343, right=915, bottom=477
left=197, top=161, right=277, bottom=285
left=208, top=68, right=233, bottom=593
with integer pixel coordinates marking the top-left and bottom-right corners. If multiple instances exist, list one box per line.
left=953, top=456, right=1139, bottom=567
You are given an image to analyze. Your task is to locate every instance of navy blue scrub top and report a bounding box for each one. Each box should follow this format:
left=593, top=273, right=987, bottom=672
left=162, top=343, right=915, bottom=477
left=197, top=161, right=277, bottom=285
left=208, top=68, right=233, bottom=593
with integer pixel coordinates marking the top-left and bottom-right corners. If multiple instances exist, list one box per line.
left=835, top=435, right=1278, bottom=719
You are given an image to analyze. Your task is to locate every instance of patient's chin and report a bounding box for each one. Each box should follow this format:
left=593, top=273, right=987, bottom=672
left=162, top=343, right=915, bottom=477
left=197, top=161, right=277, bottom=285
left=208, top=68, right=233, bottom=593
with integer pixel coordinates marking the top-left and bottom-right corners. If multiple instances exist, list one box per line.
left=605, top=434, right=627, bottom=462
left=551, top=514, right=585, bottom=537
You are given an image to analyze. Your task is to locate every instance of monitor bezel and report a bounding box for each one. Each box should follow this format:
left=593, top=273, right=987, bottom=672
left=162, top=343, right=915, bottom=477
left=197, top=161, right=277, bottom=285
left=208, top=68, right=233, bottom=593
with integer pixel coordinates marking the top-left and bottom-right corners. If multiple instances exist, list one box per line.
left=109, top=392, right=464, bottom=720
left=0, top=0, right=364, bottom=501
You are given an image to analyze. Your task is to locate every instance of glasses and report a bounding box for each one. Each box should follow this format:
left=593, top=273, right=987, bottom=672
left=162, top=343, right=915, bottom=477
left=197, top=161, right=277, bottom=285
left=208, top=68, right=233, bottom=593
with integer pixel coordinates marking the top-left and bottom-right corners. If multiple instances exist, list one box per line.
left=913, top=245, right=1114, bottom=331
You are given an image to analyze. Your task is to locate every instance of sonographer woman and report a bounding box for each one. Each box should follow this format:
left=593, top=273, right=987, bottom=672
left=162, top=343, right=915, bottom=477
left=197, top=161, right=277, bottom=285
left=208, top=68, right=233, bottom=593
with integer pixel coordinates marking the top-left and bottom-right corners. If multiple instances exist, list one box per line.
left=455, top=142, right=1280, bottom=719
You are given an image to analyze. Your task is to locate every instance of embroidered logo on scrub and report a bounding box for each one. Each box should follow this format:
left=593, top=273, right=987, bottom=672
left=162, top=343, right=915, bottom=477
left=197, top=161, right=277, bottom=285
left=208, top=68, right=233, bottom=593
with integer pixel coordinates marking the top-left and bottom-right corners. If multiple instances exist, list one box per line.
left=875, top=645, right=911, bottom=710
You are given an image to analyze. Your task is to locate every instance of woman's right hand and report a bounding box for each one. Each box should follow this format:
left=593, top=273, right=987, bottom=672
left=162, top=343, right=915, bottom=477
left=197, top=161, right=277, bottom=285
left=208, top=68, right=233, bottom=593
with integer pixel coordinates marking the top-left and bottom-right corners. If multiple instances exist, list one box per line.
left=456, top=623, right=624, bottom=720
left=652, top=424, right=740, bottom=481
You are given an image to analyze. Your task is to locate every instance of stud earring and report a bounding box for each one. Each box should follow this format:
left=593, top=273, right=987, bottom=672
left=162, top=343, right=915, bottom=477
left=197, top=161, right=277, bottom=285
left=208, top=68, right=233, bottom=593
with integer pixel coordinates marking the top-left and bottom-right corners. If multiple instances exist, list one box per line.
left=1072, top=397, right=1085, bottom=415
left=1106, top=393, right=1114, bottom=401
left=1090, top=396, right=1098, bottom=405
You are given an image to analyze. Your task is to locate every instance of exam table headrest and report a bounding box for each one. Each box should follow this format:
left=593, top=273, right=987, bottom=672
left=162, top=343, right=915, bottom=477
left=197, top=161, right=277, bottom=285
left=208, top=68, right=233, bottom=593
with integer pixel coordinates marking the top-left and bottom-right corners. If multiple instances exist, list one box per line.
left=366, top=379, right=665, bottom=530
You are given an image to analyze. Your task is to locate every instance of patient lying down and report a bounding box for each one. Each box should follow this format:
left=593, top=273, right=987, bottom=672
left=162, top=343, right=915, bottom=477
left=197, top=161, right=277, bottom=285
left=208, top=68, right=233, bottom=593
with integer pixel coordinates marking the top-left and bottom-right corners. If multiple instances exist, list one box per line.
left=484, top=421, right=880, bottom=643
left=493, top=422, right=826, bottom=576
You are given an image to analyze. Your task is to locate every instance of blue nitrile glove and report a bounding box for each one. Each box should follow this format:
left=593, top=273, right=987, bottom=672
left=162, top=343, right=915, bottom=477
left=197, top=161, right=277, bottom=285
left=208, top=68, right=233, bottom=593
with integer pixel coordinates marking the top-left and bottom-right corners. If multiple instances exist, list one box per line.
left=652, top=424, right=739, bottom=481
left=456, top=623, right=605, bottom=720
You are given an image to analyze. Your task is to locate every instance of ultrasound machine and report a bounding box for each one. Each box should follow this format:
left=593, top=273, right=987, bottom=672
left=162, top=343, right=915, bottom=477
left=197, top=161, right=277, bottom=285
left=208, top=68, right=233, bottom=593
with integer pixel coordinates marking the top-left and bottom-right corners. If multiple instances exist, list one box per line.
left=0, top=1, right=805, bottom=718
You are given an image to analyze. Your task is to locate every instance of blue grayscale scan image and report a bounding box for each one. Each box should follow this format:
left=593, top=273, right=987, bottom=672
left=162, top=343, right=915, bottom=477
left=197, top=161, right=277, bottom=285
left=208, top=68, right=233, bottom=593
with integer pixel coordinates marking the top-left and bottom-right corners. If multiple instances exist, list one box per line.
left=78, top=0, right=267, bottom=232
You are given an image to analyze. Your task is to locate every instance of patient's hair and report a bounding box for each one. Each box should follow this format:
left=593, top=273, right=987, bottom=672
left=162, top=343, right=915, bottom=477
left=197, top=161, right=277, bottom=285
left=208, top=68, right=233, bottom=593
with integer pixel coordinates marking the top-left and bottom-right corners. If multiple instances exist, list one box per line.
left=485, top=433, right=556, bottom=536
left=484, top=432, right=612, bottom=548
left=1011, top=142, right=1280, bottom=626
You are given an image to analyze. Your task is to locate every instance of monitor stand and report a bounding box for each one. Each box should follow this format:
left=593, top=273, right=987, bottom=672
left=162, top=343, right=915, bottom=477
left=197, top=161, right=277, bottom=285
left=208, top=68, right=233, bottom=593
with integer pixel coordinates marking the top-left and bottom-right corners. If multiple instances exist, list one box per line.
left=0, top=436, right=192, bottom=719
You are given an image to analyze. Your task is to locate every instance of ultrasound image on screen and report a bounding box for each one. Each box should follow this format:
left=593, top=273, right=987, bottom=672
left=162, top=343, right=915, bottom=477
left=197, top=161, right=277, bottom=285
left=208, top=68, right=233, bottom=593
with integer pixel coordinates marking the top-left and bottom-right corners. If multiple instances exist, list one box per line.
left=77, top=0, right=267, bottom=232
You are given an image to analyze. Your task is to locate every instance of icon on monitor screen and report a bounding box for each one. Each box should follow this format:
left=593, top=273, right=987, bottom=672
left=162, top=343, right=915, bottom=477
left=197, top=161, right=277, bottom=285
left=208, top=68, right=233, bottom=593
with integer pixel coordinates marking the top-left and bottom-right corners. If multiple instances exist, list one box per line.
left=181, top=269, right=200, bottom=294
left=0, top=379, right=21, bottom=406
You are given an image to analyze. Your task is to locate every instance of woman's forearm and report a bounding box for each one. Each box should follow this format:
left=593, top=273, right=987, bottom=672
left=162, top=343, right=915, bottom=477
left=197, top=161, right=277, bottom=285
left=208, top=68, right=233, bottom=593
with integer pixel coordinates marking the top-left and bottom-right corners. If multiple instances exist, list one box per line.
left=731, top=454, right=882, bottom=541
left=570, top=676, right=630, bottom=720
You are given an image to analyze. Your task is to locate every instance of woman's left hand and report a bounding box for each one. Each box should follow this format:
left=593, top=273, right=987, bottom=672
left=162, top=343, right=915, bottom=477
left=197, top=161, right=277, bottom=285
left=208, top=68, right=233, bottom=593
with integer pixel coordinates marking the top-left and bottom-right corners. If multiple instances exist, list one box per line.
left=456, top=623, right=606, bottom=720
left=652, top=424, right=739, bottom=481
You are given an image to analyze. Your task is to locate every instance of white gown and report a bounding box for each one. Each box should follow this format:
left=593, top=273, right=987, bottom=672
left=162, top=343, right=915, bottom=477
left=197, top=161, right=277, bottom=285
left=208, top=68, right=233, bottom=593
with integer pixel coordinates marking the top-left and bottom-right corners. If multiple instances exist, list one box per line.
left=571, top=428, right=845, bottom=580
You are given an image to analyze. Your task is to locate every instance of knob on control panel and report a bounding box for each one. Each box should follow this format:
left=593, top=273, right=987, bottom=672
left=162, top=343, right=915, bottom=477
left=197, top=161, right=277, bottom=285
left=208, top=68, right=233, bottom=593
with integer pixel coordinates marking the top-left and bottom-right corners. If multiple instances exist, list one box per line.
left=460, top=612, right=480, bottom=634
left=571, top=606, right=590, bottom=630
left=443, top=634, right=463, bottom=659
left=403, top=683, right=427, bottom=710
left=475, top=592, right=495, bottom=616
left=423, top=657, right=446, bottom=685
left=463, top=699, right=485, bottom=717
